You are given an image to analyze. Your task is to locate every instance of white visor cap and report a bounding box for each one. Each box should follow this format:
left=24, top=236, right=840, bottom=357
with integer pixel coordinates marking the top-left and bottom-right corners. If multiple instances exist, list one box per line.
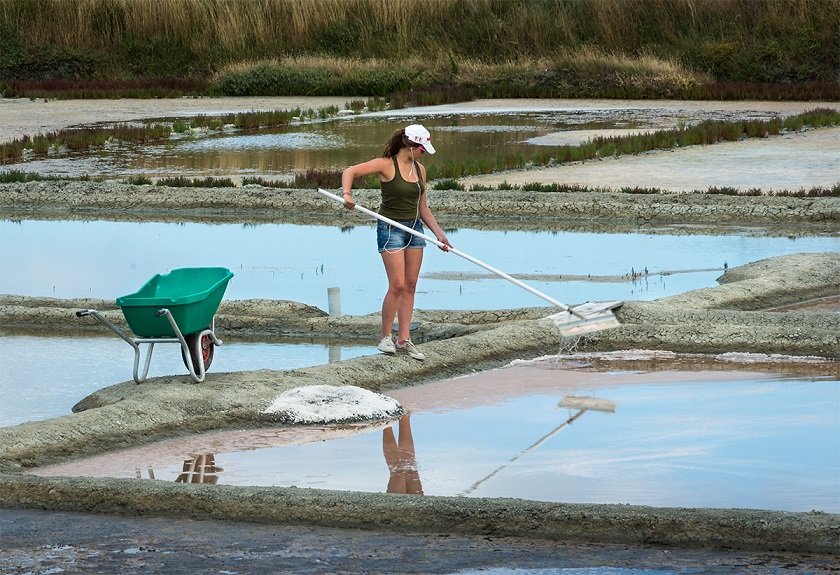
left=405, top=124, right=436, bottom=154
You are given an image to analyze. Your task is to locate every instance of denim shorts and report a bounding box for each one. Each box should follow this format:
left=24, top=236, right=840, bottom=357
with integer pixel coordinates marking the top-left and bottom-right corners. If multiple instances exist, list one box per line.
left=377, top=219, right=427, bottom=252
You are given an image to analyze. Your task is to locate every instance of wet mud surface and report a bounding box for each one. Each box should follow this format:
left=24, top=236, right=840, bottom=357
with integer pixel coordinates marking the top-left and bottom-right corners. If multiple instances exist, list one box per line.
left=5, top=507, right=838, bottom=575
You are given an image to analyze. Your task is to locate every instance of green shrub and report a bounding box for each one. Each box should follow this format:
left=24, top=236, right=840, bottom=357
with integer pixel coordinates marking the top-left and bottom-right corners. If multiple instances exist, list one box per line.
left=432, top=179, right=465, bottom=191
left=0, top=170, right=58, bottom=183
left=155, top=176, right=235, bottom=188
left=123, top=175, right=153, bottom=185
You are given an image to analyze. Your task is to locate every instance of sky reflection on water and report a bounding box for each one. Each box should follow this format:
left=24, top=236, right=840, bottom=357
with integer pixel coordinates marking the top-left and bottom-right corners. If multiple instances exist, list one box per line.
left=2, top=219, right=838, bottom=315
left=30, top=371, right=840, bottom=513
left=0, top=333, right=373, bottom=427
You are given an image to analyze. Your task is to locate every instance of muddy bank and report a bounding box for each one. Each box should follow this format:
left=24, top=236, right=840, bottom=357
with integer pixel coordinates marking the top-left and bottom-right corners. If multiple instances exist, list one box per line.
left=1, top=253, right=839, bottom=554
left=5, top=509, right=837, bottom=575
left=1, top=180, right=838, bottom=235
left=2, top=474, right=838, bottom=555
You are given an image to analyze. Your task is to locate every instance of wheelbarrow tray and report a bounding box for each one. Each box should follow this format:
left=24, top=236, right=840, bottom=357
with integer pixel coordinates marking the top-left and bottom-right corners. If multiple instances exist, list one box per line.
left=116, top=267, right=233, bottom=338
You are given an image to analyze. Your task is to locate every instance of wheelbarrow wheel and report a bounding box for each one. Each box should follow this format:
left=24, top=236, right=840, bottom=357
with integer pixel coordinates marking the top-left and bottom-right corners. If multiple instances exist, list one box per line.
left=182, top=331, right=214, bottom=374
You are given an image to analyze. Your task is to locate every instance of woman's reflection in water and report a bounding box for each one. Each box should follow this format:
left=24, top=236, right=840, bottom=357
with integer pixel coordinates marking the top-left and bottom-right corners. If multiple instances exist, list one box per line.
left=382, top=414, right=423, bottom=495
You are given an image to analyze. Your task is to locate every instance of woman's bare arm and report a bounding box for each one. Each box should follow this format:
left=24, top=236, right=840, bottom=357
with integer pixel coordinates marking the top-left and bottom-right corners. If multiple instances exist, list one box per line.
left=341, top=157, right=391, bottom=209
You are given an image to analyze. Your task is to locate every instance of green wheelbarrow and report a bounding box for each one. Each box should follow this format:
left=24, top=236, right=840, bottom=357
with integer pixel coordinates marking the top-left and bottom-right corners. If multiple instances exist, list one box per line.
left=77, top=267, right=234, bottom=384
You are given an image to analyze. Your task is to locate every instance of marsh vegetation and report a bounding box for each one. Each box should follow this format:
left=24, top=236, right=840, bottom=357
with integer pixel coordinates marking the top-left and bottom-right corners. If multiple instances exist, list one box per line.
left=3, top=107, right=837, bottom=195
left=1, top=0, right=836, bottom=100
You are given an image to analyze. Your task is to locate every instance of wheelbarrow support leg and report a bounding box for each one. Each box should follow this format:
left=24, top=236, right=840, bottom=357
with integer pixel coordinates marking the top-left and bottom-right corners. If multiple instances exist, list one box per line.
left=76, top=309, right=156, bottom=384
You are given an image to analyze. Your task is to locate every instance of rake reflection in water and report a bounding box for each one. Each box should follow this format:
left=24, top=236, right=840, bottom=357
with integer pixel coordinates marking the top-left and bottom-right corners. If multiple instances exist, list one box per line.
left=460, top=395, right=616, bottom=496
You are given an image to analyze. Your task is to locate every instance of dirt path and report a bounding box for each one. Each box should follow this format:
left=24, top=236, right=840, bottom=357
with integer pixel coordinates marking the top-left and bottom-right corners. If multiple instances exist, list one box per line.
left=2, top=180, right=837, bottom=233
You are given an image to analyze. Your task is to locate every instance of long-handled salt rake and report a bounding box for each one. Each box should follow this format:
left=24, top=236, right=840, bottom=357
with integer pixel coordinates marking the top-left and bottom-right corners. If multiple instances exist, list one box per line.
left=459, top=395, right=616, bottom=495
left=316, top=188, right=621, bottom=337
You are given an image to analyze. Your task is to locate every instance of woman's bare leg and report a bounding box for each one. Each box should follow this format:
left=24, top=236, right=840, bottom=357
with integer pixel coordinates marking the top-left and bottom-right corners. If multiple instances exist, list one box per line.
left=396, top=248, right=423, bottom=342
left=380, top=250, right=406, bottom=339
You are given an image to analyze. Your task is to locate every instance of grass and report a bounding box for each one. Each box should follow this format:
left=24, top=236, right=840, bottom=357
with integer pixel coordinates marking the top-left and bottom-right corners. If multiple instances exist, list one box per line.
left=187, top=109, right=301, bottom=130
left=0, top=106, right=326, bottom=164
left=210, top=54, right=840, bottom=102
left=452, top=181, right=840, bottom=198
left=0, top=78, right=209, bottom=99
left=0, top=170, right=64, bottom=183
left=243, top=170, right=377, bottom=190
left=0, top=0, right=836, bottom=99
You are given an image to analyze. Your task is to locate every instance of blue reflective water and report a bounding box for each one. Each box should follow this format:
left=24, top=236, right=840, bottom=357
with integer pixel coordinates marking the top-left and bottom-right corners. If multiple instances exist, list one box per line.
left=174, top=375, right=840, bottom=512
left=33, top=370, right=840, bottom=513
left=2, top=219, right=838, bottom=315
left=0, top=334, right=373, bottom=427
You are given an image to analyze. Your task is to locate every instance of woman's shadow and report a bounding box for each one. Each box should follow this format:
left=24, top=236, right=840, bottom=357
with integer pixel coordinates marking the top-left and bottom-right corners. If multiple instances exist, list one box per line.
left=382, top=414, right=423, bottom=495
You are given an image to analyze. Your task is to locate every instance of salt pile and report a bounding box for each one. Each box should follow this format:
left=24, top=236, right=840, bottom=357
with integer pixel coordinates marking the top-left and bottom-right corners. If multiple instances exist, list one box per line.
left=262, top=385, right=403, bottom=423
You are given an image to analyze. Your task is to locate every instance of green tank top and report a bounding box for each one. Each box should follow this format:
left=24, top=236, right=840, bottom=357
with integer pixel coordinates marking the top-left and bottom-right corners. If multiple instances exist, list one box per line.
left=379, top=156, right=424, bottom=220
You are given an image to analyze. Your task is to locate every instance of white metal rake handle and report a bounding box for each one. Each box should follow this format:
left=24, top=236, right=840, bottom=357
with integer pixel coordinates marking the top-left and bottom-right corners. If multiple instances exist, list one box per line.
left=317, top=188, right=579, bottom=315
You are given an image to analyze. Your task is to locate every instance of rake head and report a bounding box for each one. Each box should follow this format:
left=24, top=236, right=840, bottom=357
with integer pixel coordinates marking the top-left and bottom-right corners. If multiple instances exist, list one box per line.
left=544, top=309, right=621, bottom=337
left=558, top=395, right=616, bottom=413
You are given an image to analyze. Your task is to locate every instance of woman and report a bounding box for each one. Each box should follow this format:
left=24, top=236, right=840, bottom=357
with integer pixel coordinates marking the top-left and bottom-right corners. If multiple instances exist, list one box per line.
left=341, top=124, right=451, bottom=361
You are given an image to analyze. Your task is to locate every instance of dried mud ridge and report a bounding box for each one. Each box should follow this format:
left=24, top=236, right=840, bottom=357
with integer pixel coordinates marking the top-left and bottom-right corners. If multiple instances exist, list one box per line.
left=1, top=252, right=839, bottom=555
left=1, top=180, right=839, bottom=235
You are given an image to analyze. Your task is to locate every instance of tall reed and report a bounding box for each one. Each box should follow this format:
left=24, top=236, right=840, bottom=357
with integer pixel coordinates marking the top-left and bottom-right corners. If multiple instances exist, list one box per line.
left=0, top=124, right=171, bottom=164
left=1, top=0, right=836, bottom=85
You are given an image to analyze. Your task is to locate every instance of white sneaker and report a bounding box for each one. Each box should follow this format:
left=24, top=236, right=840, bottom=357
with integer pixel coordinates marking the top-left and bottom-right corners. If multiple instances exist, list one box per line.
left=396, top=339, right=425, bottom=361
left=377, top=336, right=396, bottom=355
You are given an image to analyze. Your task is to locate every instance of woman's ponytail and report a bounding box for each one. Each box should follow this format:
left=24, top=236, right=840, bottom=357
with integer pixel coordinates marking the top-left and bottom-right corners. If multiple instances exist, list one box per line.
left=383, top=128, right=409, bottom=158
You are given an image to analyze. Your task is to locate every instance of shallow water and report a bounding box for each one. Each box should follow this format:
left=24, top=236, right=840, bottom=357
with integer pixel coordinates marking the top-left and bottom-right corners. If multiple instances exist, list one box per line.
left=1, top=107, right=778, bottom=182
left=0, top=334, right=373, bottom=427
left=2, top=219, right=837, bottom=314
left=2, top=218, right=837, bottom=428
left=32, top=364, right=840, bottom=513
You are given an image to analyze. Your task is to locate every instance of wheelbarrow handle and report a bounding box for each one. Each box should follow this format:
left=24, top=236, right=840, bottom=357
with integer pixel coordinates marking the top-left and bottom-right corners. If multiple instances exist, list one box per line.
left=76, top=310, right=92, bottom=318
